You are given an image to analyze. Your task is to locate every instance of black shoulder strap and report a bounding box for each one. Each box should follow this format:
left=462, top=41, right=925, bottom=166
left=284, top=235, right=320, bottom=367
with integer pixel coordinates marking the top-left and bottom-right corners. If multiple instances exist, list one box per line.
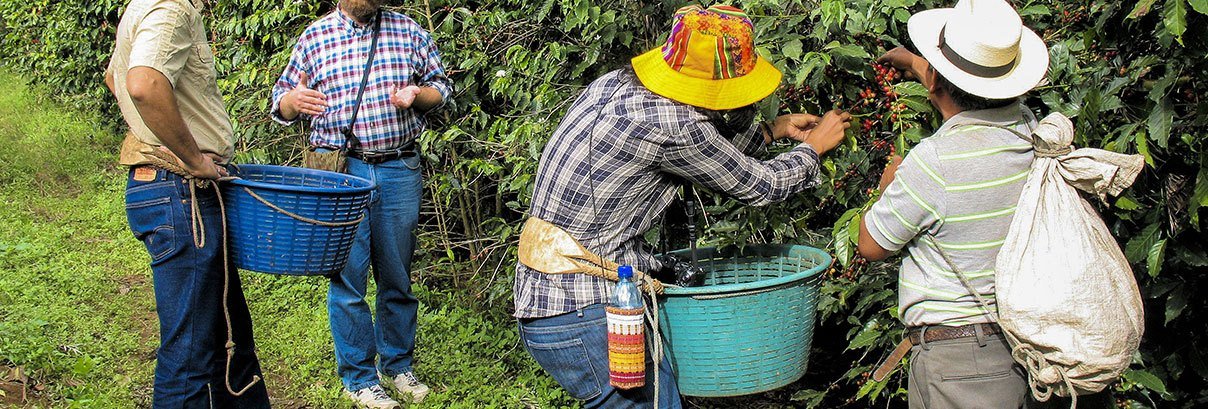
left=341, top=10, right=383, bottom=151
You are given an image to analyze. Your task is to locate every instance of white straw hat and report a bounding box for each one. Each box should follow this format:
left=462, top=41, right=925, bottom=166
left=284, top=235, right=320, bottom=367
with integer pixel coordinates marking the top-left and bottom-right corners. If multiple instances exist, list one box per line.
left=908, top=0, right=1049, bottom=99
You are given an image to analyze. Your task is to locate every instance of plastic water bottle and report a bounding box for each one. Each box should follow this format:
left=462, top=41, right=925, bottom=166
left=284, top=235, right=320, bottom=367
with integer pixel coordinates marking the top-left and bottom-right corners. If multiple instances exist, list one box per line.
left=607, top=265, right=645, bottom=389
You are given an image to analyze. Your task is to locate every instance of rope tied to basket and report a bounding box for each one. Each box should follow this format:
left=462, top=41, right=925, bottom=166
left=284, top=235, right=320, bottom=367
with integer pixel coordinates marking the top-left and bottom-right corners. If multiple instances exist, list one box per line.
left=144, top=149, right=261, bottom=397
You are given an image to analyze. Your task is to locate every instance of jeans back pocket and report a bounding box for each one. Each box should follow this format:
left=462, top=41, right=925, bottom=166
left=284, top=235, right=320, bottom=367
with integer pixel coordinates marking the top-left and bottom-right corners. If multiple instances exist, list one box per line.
left=521, top=336, right=603, bottom=401
left=125, top=197, right=178, bottom=263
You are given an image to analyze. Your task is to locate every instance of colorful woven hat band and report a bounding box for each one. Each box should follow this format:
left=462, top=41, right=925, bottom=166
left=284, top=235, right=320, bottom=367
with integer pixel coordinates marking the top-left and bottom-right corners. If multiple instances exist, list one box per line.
left=661, top=5, right=757, bottom=81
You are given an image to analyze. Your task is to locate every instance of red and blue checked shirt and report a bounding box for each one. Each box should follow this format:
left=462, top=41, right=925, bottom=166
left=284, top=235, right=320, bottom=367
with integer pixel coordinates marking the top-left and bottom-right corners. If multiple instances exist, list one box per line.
left=271, top=10, right=452, bottom=151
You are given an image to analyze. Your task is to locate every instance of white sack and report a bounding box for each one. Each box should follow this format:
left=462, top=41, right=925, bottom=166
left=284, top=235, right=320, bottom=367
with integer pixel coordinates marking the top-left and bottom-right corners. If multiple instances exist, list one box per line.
left=994, top=112, right=1146, bottom=397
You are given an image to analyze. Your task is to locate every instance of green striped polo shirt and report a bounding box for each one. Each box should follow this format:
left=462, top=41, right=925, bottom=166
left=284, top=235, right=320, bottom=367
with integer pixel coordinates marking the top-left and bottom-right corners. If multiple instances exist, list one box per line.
left=865, top=103, right=1037, bottom=328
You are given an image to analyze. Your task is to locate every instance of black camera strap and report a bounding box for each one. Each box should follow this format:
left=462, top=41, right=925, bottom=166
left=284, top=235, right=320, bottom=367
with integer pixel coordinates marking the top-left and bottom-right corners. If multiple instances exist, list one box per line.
left=340, top=10, right=382, bottom=152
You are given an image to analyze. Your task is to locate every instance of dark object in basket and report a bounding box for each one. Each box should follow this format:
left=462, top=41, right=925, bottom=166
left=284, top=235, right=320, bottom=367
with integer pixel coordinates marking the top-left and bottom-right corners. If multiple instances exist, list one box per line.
left=653, top=254, right=706, bottom=287
left=675, top=262, right=706, bottom=287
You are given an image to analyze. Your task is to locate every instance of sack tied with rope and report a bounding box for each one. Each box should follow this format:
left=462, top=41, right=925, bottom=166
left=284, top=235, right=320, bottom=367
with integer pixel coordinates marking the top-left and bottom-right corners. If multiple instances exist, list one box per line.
left=991, top=112, right=1145, bottom=400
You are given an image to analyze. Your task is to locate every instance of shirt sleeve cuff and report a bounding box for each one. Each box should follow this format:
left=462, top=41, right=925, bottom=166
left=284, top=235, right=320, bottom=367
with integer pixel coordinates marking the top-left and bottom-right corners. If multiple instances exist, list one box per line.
left=863, top=211, right=907, bottom=253
left=792, top=143, right=822, bottom=188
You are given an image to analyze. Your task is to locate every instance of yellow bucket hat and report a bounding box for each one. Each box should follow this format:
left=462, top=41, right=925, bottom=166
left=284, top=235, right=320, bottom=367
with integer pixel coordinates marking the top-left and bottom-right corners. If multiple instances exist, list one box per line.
left=631, top=5, right=782, bottom=111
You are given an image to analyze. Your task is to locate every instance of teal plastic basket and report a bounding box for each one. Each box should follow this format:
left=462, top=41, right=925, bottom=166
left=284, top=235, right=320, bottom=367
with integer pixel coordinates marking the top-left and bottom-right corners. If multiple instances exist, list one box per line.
left=657, top=244, right=830, bottom=397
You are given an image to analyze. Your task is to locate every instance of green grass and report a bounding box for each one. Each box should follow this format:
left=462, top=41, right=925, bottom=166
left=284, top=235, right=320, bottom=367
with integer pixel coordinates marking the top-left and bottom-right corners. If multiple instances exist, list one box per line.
left=0, top=72, right=574, bottom=408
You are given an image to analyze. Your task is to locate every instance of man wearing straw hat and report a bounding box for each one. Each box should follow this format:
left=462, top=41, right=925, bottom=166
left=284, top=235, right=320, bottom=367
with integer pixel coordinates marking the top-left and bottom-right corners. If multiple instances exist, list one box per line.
left=104, top=0, right=271, bottom=407
left=270, top=0, right=451, bottom=407
left=857, top=1, right=1111, bottom=407
left=513, top=5, right=851, bottom=407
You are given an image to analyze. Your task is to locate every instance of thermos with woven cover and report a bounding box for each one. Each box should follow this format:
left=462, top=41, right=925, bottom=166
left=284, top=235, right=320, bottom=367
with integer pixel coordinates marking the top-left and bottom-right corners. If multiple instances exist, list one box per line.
left=607, top=265, right=645, bottom=389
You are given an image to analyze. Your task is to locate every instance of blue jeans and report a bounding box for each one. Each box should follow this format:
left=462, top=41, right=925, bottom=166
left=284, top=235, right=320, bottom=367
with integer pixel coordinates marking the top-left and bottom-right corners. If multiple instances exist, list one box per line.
left=125, top=167, right=270, bottom=409
left=519, top=304, right=682, bottom=408
left=328, top=155, right=423, bottom=391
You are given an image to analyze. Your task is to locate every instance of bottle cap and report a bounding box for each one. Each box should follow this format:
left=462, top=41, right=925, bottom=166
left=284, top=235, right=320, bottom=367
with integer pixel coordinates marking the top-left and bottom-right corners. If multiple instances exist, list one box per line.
left=617, top=265, right=633, bottom=279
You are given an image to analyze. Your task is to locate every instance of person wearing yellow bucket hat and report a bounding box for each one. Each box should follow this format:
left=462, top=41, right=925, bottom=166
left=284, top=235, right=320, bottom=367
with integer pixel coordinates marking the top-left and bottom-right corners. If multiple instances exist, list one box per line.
left=513, top=5, right=851, bottom=408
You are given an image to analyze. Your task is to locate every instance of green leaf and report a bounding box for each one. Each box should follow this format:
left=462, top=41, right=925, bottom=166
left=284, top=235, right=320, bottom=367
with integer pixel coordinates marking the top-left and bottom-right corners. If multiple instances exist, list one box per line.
left=1147, top=101, right=1174, bottom=148
left=846, top=321, right=882, bottom=350
left=1164, top=0, right=1188, bottom=45
left=1129, top=0, right=1161, bottom=18
left=1191, top=0, right=1208, bottom=15
left=1147, top=238, right=1167, bottom=277
left=903, top=125, right=927, bottom=143
left=790, top=389, right=827, bottom=407
left=1125, top=222, right=1161, bottom=263
left=796, top=52, right=831, bottom=85
left=848, top=212, right=863, bottom=249
left=900, top=96, right=932, bottom=115
left=1166, top=287, right=1187, bottom=324
left=825, top=41, right=871, bottom=60
left=1192, top=161, right=1208, bottom=226
left=1019, top=5, right=1052, bottom=18
left=1136, top=130, right=1156, bottom=168
left=893, top=81, right=929, bottom=97
left=783, top=39, right=804, bottom=61
left=1116, top=196, right=1141, bottom=211
left=819, top=0, right=847, bottom=29
left=1125, top=369, right=1169, bottom=395
left=832, top=207, right=862, bottom=267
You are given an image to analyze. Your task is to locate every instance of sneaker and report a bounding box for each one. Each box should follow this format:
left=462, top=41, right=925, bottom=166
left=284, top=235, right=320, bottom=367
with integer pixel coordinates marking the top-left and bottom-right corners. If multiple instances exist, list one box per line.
left=382, top=371, right=431, bottom=403
left=345, top=384, right=400, bottom=409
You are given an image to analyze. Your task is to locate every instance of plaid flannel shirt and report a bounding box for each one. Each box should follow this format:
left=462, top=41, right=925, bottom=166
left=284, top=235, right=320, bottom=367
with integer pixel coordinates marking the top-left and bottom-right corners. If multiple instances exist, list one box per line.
left=271, top=10, right=452, bottom=151
left=513, top=70, right=822, bottom=318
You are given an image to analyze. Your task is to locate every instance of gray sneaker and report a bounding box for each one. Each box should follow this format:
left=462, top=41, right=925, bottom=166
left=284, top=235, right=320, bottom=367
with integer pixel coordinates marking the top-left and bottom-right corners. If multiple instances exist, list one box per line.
left=345, top=384, right=400, bottom=409
left=382, top=371, right=431, bottom=403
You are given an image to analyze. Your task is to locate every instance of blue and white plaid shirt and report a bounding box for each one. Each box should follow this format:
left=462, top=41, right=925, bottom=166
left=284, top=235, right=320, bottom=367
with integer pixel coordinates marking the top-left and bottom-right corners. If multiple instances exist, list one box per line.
left=271, top=9, right=452, bottom=151
left=513, top=70, right=822, bottom=318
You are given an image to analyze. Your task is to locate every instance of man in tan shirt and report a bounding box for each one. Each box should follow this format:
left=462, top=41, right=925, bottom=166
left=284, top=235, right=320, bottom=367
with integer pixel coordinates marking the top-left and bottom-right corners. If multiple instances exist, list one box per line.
left=105, top=0, right=270, bottom=407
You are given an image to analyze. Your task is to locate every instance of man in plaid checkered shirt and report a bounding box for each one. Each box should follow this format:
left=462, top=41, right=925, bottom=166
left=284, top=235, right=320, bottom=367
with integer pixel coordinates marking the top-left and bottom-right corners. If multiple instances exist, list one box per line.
left=270, top=0, right=450, bottom=407
left=513, top=6, right=851, bottom=408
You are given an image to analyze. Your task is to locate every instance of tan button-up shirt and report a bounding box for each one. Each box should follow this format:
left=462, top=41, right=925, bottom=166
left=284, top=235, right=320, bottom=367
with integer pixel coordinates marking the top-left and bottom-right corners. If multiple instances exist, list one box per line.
left=109, top=0, right=233, bottom=165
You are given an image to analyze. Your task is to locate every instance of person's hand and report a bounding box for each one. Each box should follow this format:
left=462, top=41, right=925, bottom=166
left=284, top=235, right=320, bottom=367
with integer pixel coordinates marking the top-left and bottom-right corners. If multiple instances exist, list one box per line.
left=280, top=72, right=327, bottom=119
left=160, top=147, right=228, bottom=180
left=878, top=154, right=904, bottom=191
left=800, top=109, right=852, bottom=156
left=769, top=113, right=820, bottom=143
left=391, top=85, right=423, bottom=109
left=877, top=47, right=922, bottom=80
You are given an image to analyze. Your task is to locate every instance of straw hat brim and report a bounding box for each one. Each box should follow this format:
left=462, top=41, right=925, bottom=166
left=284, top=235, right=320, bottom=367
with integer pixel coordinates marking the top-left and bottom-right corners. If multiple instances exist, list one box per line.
left=631, top=48, right=783, bottom=111
left=908, top=8, right=1049, bottom=100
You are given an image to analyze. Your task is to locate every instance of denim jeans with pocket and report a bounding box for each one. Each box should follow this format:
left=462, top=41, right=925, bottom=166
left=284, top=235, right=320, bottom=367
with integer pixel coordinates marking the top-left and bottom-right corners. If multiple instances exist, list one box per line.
left=328, top=155, right=423, bottom=391
left=125, top=167, right=269, bottom=409
left=519, top=304, right=682, bottom=408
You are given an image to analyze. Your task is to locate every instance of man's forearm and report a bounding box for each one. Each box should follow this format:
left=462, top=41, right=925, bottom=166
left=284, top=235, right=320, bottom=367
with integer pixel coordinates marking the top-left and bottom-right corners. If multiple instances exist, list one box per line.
left=910, top=56, right=933, bottom=89
left=104, top=69, right=117, bottom=99
left=410, top=86, right=444, bottom=113
left=127, top=67, right=207, bottom=167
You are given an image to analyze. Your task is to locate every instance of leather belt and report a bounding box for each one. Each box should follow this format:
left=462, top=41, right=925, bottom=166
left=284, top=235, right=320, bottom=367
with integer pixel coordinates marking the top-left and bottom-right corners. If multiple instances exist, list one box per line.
left=872, top=323, right=1002, bottom=382
left=907, top=323, right=1001, bottom=345
left=347, top=145, right=416, bottom=165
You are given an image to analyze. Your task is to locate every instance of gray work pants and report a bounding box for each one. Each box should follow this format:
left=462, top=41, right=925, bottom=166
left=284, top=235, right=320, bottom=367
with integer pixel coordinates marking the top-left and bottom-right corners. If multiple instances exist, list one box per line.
left=908, top=331, right=1026, bottom=408
left=907, top=331, right=1114, bottom=409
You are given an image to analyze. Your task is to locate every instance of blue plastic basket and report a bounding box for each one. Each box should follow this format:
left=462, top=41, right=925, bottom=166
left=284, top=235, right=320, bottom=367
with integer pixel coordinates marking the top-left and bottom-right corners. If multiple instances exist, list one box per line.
left=221, top=165, right=374, bottom=276
left=657, top=244, right=830, bottom=397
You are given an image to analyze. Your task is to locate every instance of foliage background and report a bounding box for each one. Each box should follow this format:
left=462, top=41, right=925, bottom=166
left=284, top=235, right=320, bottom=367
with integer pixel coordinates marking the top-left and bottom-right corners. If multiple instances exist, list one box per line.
left=0, top=0, right=1205, bottom=407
